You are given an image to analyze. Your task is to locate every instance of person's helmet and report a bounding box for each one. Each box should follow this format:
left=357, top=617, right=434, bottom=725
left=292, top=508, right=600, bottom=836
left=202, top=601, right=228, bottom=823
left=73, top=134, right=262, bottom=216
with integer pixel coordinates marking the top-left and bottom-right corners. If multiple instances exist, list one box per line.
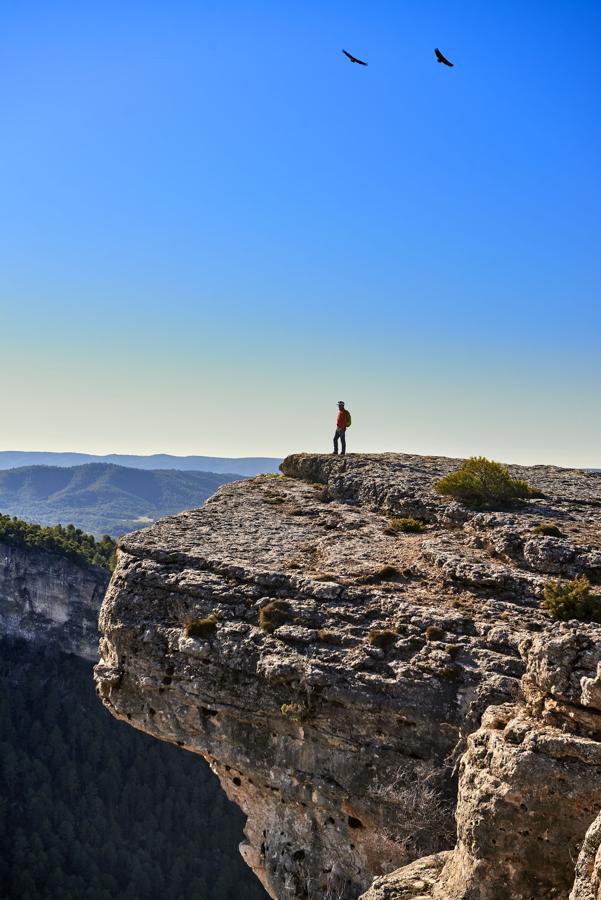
left=338, top=400, right=345, bottom=406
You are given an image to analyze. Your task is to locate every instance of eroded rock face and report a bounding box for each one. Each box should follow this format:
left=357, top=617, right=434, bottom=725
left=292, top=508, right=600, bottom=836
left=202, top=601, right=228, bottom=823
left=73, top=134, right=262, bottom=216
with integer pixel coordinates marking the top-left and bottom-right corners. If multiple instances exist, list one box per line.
left=0, top=540, right=109, bottom=660
left=364, top=628, right=601, bottom=900
left=571, top=811, right=601, bottom=900
left=94, top=453, right=601, bottom=899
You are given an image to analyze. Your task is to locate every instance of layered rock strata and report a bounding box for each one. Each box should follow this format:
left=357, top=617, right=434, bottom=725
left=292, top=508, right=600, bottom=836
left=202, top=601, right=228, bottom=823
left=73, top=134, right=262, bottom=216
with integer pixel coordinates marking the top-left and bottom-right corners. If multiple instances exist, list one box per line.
left=94, top=453, right=601, bottom=899
left=0, top=540, right=109, bottom=660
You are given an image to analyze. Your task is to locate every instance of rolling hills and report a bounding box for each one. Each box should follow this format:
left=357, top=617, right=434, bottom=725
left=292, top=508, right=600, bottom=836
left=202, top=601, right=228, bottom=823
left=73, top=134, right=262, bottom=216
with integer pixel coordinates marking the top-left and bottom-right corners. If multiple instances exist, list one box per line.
left=0, top=451, right=281, bottom=475
left=0, top=463, right=242, bottom=537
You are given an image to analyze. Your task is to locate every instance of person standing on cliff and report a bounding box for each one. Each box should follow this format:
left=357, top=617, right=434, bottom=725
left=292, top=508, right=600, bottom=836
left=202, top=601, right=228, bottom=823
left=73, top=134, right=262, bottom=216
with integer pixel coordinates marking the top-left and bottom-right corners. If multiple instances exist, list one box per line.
left=333, top=401, right=351, bottom=456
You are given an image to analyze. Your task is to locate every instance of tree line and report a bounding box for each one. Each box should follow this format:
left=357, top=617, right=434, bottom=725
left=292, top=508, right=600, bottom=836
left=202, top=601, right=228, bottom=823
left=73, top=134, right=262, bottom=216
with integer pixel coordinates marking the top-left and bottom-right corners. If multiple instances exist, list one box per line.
left=0, top=516, right=117, bottom=571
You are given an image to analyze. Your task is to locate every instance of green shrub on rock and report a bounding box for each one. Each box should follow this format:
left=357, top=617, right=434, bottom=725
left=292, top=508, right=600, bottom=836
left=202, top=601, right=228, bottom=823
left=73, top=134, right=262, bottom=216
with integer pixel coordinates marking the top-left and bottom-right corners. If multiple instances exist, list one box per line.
left=542, top=576, right=601, bottom=623
left=434, top=457, right=532, bottom=509
left=384, top=516, right=427, bottom=535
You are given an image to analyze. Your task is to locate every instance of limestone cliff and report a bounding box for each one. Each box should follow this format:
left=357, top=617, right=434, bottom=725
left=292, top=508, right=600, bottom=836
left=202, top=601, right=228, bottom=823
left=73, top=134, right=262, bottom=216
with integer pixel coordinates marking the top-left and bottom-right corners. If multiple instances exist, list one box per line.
left=0, top=540, right=109, bottom=660
left=94, top=453, right=601, bottom=899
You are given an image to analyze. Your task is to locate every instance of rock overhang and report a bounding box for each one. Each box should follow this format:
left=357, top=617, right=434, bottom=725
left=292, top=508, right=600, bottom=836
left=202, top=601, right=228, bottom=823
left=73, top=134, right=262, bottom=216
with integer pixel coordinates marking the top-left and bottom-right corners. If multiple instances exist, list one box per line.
left=95, top=453, right=601, bottom=899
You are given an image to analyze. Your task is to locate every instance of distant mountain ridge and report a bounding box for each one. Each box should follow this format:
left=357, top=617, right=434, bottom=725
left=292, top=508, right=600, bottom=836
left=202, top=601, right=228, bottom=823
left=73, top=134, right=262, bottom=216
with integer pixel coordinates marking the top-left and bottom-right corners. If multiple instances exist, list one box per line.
left=0, top=451, right=282, bottom=475
left=0, top=463, right=242, bottom=537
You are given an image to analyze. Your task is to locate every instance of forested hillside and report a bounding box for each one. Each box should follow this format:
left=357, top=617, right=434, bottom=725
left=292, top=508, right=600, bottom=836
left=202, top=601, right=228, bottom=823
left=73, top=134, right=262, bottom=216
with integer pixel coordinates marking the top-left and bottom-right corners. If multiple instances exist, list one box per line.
left=0, top=638, right=267, bottom=900
left=0, top=516, right=116, bottom=571
left=0, top=463, right=242, bottom=536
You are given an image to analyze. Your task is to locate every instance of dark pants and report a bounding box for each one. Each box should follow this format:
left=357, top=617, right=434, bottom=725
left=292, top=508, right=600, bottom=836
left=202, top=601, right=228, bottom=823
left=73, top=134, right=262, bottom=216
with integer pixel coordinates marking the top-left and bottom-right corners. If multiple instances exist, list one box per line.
left=333, top=428, right=346, bottom=455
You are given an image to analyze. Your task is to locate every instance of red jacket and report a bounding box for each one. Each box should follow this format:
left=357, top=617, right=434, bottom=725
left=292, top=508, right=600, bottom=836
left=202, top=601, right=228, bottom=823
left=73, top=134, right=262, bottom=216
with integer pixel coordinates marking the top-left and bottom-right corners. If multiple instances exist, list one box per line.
left=336, top=409, right=348, bottom=429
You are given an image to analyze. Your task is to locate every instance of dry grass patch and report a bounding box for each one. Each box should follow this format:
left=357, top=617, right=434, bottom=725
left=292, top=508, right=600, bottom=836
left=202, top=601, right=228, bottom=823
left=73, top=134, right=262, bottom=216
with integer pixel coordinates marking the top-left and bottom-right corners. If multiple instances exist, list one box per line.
left=533, top=523, right=564, bottom=538
left=184, top=613, right=221, bottom=639
left=368, top=628, right=399, bottom=651
left=259, top=599, right=295, bottom=633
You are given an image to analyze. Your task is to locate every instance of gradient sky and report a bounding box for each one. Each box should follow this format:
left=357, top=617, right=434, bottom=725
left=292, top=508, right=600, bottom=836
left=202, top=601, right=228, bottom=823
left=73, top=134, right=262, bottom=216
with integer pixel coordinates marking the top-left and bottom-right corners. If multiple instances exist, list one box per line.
left=1, top=1, right=599, bottom=465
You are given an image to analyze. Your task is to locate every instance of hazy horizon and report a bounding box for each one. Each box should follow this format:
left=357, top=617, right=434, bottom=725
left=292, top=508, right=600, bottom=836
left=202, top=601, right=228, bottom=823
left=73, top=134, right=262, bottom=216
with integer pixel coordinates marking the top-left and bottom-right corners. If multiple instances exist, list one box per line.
left=2, top=1, right=599, bottom=467
left=0, top=445, right=598, bottom=470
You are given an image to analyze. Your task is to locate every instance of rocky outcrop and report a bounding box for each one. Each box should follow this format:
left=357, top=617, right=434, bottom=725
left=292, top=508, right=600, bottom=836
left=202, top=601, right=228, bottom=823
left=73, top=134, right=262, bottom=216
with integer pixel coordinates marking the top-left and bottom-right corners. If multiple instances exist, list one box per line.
left=94, top=453, right=601, bottom=899
left=0, top=540, right=109, bottom=660
left=367, top=626, right=601, bottom=900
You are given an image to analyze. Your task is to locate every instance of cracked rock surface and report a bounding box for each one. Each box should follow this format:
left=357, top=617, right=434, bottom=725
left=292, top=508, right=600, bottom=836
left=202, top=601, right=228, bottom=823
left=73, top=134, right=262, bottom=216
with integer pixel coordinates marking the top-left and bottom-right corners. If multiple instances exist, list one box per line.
left=94, top=453, right=601, bottom=899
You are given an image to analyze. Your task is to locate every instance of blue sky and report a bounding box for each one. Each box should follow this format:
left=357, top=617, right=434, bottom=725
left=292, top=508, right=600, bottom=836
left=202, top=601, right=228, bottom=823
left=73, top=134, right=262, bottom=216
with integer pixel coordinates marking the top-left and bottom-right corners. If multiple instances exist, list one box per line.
left=1, top=1, right=599, bottom=464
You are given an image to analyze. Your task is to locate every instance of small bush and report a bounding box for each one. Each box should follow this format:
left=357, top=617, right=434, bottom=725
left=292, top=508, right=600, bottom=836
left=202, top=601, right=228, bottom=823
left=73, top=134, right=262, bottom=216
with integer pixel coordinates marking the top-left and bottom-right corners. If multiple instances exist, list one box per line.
left=259, top=599, right=295, bottom=633
left=542, top=576, right=601, bottom=622
left=533, top=523, right=564, bottom=538
left=184, top=613, right=221, bottom=639
left=368, top=628, right=398, bottom=651
left=384, top=516, right=427, bottom=535
left=434, top=457, right=532, bottom=509
left=425, top=625, right=444, bottom=642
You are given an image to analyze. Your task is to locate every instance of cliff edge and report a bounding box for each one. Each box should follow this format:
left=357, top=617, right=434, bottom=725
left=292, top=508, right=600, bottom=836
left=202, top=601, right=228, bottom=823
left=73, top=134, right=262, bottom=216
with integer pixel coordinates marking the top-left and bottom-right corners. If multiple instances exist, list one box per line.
left=94, top=453, right=601, bottom=898
left=1, top=540, right=109, bottom=660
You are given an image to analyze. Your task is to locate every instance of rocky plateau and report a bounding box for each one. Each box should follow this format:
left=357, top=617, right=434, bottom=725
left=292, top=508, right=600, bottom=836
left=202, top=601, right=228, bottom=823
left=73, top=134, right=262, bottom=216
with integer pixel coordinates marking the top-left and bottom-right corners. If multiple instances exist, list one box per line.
left=94, top=452, right=601, bottom=899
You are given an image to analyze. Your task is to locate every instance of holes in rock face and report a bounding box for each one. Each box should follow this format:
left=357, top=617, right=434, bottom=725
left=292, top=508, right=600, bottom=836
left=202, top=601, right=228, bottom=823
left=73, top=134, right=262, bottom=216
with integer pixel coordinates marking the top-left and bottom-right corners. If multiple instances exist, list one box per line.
left=348, top=816, right=363, bottom=830
left=165, top=664, right=175, bottom=677
left=327, top=817, right=335, bottom=826
left=126, top=713, right=132, bottom=720
left=261, top=843, right=266, bottom=856
left=200, top=707, right=217, bottom=717
left=293, top=849, right=305, bottom=862
left=162, top=676, right=172, bottom=685
left=176, top=740, right=184, bottom=747
left=232, top=777, right=242, bottom=787
left=350, top=844, right=355, bottom=851
left=148, top=707, right=156, bottom=716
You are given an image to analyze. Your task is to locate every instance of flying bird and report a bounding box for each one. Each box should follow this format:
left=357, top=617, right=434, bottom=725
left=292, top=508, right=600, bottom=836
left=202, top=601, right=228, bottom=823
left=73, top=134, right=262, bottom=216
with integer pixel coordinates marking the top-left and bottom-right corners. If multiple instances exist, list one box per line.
left=435, top=48, right=454, bottom=67
left=342, top=49, right=368, bottom=66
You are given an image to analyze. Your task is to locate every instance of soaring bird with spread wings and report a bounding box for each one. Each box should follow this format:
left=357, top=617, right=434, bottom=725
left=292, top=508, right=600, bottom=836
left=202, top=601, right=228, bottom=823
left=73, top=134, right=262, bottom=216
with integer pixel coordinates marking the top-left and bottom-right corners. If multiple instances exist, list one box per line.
left=342, top=49, right=368, bottom=66
left=435, top=48, right=454, bottom=67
